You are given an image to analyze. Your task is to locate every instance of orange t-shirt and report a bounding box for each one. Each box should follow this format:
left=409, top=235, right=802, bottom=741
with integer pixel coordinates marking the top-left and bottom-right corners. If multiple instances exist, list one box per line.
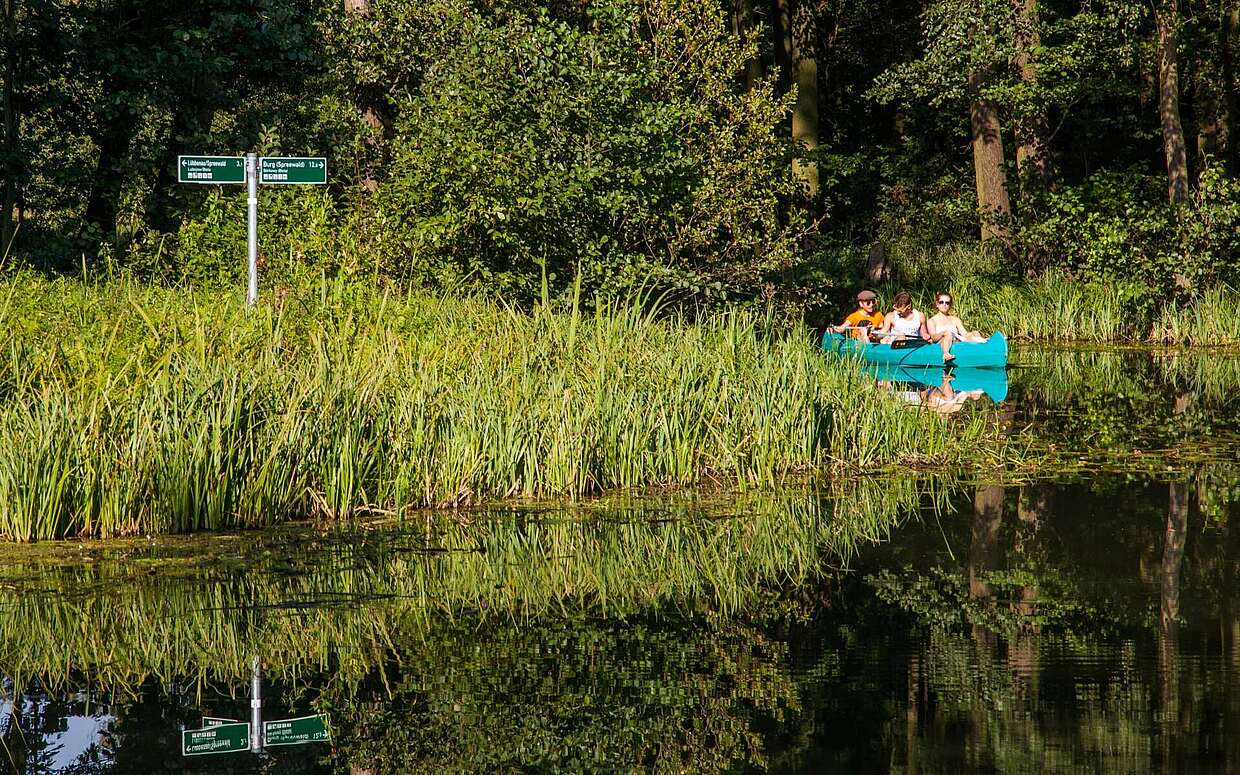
left=842, top=309, right=884, bottom=339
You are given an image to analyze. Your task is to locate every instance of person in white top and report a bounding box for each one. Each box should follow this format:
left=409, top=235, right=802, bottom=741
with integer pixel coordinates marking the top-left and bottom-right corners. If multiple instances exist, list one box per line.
left=927, top=292, right=987, bottom=362
left=874, top=290, right=935, bottom=351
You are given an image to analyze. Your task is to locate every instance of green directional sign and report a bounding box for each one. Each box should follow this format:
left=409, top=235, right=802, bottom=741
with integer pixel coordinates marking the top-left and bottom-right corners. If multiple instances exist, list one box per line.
left=182, top=722, right=250, bottom=756
left=263, top=714, right=330, bottom=746
left=178, top=155, right=244, bottom=184
left=202, top=717, right=240, bottom=728
left=259, top=157, right=327, bottom=185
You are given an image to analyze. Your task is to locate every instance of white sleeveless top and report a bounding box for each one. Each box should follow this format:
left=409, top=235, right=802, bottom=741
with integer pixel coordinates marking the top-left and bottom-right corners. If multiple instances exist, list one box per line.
left=891, top=310, right=922, bottom=337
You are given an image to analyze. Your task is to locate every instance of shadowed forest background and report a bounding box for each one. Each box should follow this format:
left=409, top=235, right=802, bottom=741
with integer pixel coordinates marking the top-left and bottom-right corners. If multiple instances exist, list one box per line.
left=1, top=0, right=1238, bottom=318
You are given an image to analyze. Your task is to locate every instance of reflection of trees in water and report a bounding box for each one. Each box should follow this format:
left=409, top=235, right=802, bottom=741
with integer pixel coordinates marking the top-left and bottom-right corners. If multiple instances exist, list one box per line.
left=1011, top=349, right=1240, bottom=468
left=1159, top=479, right=1189, bottom=772
left=872, top=473, right=1240, bottom=773
left=323, top=615, right=801, bottom=773
left=5, top=470, right=1240, bottom=771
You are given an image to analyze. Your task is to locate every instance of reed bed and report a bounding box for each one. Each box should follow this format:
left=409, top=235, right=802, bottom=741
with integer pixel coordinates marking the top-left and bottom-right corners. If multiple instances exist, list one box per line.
left=1149, top=285, right=1240, bottom=345
left=927, top=275, right=1240, bottom=346
left=0, top=274, right=995, bottom=540
left=0, top=479, right=964, bottom=691
left=950, top=275, right=1149, bottom=343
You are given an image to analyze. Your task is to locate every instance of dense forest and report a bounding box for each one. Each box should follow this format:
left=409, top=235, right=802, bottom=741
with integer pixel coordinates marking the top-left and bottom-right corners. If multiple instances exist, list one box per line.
left=0, top=0, right=1237, bottom=309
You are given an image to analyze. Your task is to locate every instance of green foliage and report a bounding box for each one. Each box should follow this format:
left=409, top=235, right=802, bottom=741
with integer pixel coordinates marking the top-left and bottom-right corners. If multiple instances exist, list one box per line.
left=4, top=0, right=1240, bottom=321
left=1012, top=167, right=1240, bottom=290
left=369, top=0, right=805, bottom=301
left=869, top=0, right=1016, bottom=110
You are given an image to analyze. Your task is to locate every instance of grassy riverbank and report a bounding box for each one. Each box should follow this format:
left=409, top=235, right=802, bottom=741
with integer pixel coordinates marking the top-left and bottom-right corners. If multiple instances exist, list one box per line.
left=870, top=242, right=1240, bottom=345
left=957, top=277, right=1240, bottom=345
left=0, top=275, right=996, bottom=541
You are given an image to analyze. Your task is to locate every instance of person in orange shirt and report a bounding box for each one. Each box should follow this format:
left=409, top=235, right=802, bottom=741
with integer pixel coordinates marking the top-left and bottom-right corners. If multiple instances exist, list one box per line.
left=833, top=289, right=885, bottom=340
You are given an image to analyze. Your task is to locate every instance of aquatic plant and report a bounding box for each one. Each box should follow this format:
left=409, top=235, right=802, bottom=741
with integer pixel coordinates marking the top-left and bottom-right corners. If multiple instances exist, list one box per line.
left=0, top=274, right=995, bottom=540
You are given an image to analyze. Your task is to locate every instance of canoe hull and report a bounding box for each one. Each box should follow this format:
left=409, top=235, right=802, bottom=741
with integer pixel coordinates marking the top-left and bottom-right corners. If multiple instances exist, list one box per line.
left=821, top=331, right=1008, bottom=369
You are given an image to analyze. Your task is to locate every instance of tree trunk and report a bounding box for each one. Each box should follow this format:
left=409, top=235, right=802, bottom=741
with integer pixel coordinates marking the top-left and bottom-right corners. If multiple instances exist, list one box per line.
left=1221, top=1, right=1240, bottom=174
left=1198, top=83, right=1221, bottom=173
left=968, top=70, right=1013, bottom=244
left=1, top=0, right=19, bottom=256
left=82, top=117, right=138, bottom=246
left=1155, top=0, right=1190, bottom=205
left=1010, top=0, right=1053, bottom=191
left=790, top=0, right=819, bottom=196
left=345, top=0, right=389, bottom=193
left=150, top=88, right=217, bottom=233
left=772, top=0, right=793, bottom=96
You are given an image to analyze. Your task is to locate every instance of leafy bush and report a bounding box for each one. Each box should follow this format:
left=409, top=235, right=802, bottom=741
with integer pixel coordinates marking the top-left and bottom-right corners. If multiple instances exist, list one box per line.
left=1014, top=166, right=1240, bottom=292
left=369, top=0, right=807, bottom=302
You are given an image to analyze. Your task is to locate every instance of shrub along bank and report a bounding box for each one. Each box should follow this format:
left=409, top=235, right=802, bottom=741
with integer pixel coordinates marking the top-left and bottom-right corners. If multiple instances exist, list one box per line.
left=0, top=274, right=998, bottom=541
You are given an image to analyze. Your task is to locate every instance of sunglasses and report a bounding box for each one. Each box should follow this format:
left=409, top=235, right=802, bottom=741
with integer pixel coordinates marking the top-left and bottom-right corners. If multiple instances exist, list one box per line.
left=936, top=300, right=951, bottom=306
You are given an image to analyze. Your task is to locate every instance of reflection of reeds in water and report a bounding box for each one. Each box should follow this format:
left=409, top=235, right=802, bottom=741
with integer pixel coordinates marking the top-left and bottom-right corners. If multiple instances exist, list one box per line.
left=1151, top=350, right=1240, bottom=405
left=0, top=276, right=994, bottom=540
left=1012, top=349, right=1150, bottom=402
left=1015, top=347, right=1240, bottom=408
left=0, top=478, right=962, bottom=691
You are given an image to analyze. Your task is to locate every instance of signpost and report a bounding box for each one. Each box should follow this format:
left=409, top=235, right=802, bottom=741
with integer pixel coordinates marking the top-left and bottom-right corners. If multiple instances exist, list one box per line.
left=263, top=714, right=331, bottom=747
left=202, top=716, right=240, bottom=728
left=177, top=152, right=328, bottom=307
left=182, top=722, right=251, bottom=756
left=177, top=156, right=244, bottom=184
left=260, top=157, right=327, bottom=185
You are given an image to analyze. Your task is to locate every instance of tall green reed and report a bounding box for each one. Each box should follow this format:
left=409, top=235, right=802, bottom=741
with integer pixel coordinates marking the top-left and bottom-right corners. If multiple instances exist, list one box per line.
left=0, top=273, right=995, bottom=540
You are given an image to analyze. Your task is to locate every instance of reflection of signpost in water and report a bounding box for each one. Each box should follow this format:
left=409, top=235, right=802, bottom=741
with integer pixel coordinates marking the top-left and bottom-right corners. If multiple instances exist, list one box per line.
left=176, top=153, right=327, bottom=308
left=264, top=714, right=331, bottom=746
left=180, top=657, right=330, bottom=757
left=182, top=722, right=250, bottom=756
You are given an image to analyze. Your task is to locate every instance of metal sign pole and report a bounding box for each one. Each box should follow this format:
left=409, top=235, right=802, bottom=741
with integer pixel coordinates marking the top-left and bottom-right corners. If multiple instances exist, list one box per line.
left=246, top=152, right=258, bottom=308
left=251, top=655, right=263, bottom=753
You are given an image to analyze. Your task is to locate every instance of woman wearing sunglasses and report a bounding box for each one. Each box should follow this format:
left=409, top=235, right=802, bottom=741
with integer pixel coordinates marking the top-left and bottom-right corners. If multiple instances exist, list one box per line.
left=927, top=293, right=987, bottom=362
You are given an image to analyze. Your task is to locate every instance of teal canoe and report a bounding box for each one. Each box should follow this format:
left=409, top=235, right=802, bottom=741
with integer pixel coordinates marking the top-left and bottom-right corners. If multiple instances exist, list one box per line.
left=821, top=330, right=1008, bottom=369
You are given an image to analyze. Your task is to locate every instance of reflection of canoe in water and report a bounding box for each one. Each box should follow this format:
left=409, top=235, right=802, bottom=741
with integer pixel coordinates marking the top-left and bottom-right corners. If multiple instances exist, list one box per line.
left=821, top=331, right=1008, bottom=369
left=861, top=364, right=1008, bottom=403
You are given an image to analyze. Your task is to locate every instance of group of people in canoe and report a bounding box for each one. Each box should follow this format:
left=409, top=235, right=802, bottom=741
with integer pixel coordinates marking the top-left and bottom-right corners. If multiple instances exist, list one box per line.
left=832, top=289, right=987, bottom=363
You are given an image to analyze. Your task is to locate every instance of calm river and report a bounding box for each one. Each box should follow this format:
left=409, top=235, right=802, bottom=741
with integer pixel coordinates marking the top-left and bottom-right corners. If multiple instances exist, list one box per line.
left=3, top=345, right=1240, bottom=773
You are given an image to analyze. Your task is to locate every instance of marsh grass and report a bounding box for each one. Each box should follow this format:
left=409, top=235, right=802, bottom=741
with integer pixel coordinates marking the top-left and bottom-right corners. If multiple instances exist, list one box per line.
left=879, top=241, right=1240, bottom=345
left=0, top=274, right=994, bottom=540
left=1150, top=285, right=1240, bottom=345
left=946, top=275, right=1151, bottom=343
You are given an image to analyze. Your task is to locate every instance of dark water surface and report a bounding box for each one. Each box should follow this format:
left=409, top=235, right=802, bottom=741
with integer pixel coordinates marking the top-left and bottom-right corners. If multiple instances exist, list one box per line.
left=3, top=346, right=1240, bottom=774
